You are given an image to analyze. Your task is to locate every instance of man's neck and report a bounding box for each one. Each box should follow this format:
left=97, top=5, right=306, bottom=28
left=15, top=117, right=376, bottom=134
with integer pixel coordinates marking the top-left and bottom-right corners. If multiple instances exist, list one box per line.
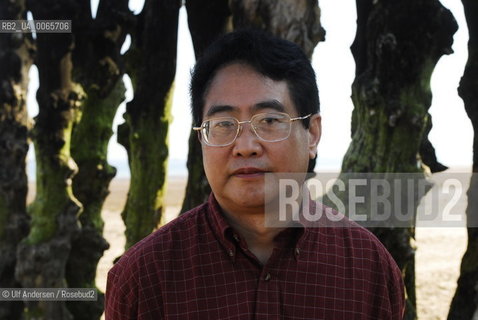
left=221, top=207, right=283, bottom=265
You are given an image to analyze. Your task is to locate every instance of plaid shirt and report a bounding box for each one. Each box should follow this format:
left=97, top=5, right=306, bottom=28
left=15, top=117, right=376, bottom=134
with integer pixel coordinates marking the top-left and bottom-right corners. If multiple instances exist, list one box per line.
left=106, top=194, right=404, bottom=319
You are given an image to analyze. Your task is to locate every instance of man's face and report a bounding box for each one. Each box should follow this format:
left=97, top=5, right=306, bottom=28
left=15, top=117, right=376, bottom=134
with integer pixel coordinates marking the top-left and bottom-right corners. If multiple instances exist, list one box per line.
left=201, top=63, right=321, bottom=215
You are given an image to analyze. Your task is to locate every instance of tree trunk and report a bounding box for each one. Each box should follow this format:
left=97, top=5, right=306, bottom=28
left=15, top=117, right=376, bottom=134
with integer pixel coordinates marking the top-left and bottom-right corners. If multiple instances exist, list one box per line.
left=117, top=0, right=181, bottom=249
left=342, top=0, right=457, bottom=318
left=14, top=1, right=83, bottom=319
left=181, top=0, right=325, bottom=213
left=448, top=0, right=478, bottom=318
left=230, top=0, right=324, bottom=58
left=66, top=1, right=131, bottom=318
left=0, top=0, right=34, bottom=318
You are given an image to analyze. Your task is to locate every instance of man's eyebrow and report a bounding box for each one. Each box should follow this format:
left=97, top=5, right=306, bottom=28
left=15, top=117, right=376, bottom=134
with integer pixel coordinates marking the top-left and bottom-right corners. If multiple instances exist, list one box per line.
left=253, top=100, right=286, bottom=113
left=205, top=100, right=286, bottom=118
left=205, top=105, right=235, bottom=117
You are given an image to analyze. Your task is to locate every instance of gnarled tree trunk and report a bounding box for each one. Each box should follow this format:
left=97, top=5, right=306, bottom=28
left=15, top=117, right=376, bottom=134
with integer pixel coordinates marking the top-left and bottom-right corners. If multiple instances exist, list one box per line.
left=0, top=0, right=34, bottom=318
left=448, top=0, right=478, bottom=318
left=14, top=1, right=83, bottom=319
left=66, top=1, right=131, bottom=319
left=117, top=0, right=181, bottom=249
left=342, top=0, right=457, bottom=318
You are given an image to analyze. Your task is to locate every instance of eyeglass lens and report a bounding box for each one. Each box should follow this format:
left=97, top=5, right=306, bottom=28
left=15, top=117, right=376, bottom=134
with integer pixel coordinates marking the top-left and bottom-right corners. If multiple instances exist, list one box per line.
left=202, top=113, right=292, bottom=146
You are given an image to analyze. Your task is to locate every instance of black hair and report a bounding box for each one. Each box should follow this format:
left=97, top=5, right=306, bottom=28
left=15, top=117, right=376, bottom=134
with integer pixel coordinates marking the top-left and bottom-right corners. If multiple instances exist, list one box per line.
left=190, top=29, right=320, bottom=127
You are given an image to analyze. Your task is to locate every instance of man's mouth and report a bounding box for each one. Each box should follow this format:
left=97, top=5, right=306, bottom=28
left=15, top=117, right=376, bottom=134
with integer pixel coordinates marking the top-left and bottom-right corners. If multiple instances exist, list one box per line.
left=232, top=167, right=268, bottom=178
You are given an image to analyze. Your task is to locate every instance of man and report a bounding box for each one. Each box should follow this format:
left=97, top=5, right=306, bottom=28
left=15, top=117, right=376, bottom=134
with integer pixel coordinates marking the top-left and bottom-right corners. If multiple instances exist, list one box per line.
left=105, top=30, right=405, bottom=319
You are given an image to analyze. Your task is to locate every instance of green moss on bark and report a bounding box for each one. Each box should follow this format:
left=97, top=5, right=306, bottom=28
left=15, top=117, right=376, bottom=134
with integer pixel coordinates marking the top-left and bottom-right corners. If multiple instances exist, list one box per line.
left=27, top=119, right=80, bottom=245
left=73, top=87, right=121, bottom=161
left=123, top=84, right=173, bottom=248
left=71, top=80, right=125, bottom=230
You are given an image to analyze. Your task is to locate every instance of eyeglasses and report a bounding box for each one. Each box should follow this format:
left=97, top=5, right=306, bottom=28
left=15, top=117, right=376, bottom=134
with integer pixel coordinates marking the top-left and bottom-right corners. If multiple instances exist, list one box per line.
left=193, top=112, right=312, bottom=147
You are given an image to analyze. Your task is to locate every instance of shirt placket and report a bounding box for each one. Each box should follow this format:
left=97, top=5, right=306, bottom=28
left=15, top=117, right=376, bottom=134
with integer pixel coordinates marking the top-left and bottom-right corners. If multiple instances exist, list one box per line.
left=253, top=247, right=283, bottom=320
left=229, top=231, right=283, bottom=319
left=253, top=228, right=304, bottom=319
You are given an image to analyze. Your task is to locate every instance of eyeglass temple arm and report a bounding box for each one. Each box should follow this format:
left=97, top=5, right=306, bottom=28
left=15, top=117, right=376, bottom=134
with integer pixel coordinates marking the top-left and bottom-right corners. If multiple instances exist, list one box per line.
left=290, top=113, right=312, bottom=121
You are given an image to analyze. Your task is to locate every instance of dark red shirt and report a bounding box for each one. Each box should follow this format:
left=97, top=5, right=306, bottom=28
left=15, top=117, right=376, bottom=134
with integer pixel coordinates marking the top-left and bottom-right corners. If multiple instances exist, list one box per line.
left=105, top=194, right=404, bottom=319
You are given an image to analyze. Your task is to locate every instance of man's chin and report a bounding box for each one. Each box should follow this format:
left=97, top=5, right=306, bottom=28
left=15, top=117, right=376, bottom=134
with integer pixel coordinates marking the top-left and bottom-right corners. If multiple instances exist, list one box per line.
left=233, top=195, right=265, bottom=208
left=219, top=193, right=265, bottom=212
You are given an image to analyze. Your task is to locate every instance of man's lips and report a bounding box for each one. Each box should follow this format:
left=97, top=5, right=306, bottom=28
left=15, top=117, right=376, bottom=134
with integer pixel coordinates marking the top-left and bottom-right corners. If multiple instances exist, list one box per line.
left=232, top=167, right=268, bottom=177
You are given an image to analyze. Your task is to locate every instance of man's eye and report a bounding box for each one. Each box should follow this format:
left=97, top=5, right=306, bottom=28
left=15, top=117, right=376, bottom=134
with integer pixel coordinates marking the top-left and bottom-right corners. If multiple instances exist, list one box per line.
left=214, top=120, right=235, bottom=128
left=259, top=117, right=281, bottom=125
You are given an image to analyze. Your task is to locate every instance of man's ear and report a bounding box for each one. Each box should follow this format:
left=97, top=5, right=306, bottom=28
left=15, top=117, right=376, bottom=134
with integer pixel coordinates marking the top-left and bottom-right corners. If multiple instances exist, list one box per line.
left=308, top=114, right=322, bottom=159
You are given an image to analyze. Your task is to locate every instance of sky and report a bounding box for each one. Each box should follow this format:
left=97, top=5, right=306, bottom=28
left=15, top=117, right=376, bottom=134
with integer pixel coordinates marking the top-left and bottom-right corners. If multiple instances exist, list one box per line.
left=27, top=0, right=473, bottom=177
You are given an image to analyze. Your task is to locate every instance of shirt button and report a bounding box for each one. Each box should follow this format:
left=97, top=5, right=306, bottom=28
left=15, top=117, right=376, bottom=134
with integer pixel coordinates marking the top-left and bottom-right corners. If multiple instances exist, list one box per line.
left=295, top=248, right=300, bottom=256
left=228, top=249, right=234, bottom=257
left=264, top=273, right=271, bottom=281
left=233, top=234, right=240, bottom=242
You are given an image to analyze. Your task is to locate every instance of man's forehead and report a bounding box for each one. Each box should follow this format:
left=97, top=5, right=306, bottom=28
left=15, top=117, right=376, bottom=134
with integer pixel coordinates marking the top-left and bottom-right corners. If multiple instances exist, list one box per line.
left=202, top=64, right=297, bottom=117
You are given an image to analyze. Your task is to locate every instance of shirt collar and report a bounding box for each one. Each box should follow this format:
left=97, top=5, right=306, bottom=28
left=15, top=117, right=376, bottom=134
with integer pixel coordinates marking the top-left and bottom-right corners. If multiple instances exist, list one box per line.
left=206, top=193, right=309, bottom=259
left=207, top=193, right=232, bottom=239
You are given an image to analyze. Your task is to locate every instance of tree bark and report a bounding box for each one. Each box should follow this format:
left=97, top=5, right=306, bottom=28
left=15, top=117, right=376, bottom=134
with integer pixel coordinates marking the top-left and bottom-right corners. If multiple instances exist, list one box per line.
left=181, top=0, right=324, bottom=213
left=65, top=1, right=131, bottom=318
left=117, top=0, right=181, bottom=249
left=14, top=1, right=83, bottom=319
left=230, top=0, right=325, bottom=57
left=0, top=0, right=34, bottom=318
left=342, top=0, right=457, bottom=318
left=448, top=0, right=478, bottom=318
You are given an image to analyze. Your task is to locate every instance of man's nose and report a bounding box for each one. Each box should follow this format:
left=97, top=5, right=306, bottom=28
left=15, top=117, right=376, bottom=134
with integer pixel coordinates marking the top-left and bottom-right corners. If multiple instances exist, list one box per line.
left=232, top=123, right=263, bottom=157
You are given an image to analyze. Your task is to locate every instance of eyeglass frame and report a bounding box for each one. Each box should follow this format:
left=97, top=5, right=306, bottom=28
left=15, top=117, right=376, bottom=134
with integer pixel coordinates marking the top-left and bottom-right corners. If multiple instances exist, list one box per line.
left=193, top=112, right=312, bottom=147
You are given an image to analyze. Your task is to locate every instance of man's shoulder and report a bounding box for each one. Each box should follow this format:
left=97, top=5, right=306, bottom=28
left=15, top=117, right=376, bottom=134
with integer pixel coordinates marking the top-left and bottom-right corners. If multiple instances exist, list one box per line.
left=304, top=202, right=403, bottom=295
left=306, top=202, right=399, bottom=264
left=304, top=202, right=405, bottom=316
